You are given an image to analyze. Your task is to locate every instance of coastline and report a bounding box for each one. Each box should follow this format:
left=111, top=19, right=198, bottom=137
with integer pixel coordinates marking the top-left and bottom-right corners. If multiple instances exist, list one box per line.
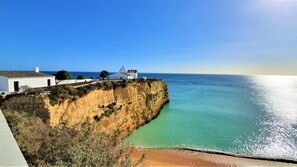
left=131, top=148, right=297, bottom=166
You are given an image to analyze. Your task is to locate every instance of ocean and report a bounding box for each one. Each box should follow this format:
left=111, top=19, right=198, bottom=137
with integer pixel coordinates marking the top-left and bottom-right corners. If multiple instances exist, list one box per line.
left=44, top=72, right=297, bottom=160
left=126, top=74, right=297, bottom=160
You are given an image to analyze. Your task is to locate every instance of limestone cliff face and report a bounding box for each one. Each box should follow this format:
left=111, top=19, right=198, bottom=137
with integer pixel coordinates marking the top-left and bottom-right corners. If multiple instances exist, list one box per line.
left=1, top=80, right=169, bottom=137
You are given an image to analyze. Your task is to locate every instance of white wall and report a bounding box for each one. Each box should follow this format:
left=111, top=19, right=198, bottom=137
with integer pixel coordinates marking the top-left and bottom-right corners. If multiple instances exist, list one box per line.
left=109, top=73, right=131, bottom=80
left=7, top=76, right=56, bottom=92
left=57, top=79, right=93, bottom=85
left=0, top=76, right=9, bottom=92
left=128, top=72, right=138, bottom=79
left=0, top=109, right=28, bottom=166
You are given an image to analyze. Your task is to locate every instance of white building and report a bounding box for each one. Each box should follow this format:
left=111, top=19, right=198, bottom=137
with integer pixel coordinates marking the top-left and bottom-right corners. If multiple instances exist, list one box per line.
left=127, top=70, right=138, bottom=78
left=109, top=66, right=138, bottom=80
left=0, top=68, right=55, bottom=93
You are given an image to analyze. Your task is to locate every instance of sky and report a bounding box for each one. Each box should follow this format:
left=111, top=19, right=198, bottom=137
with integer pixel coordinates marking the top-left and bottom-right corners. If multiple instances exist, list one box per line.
left=0, top=0, right=297, bottom=75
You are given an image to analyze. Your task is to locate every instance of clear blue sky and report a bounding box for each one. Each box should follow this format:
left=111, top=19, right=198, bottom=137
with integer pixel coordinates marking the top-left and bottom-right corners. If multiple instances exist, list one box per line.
left=0, top=0, right=296, bottom=75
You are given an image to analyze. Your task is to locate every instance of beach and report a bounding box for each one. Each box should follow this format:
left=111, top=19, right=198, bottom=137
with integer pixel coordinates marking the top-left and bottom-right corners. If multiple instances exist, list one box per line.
left=131, top=148, right=297, bottom=166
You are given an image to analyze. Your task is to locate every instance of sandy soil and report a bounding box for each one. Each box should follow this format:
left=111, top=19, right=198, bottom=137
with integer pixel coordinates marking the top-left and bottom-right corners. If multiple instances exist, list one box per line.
left=131, top=148, right=297, bottom=167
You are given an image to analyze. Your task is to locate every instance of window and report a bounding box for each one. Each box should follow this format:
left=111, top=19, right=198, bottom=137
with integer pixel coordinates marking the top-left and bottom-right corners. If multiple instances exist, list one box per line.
left=14, top=81, right=19, bottom=92
left=47, top=79, right=51, bottom=86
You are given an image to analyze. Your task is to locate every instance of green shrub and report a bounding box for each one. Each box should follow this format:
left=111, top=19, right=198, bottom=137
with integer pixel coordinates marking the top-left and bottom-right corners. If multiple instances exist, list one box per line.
left=48, top=85, right=75, bottom=105
left=107, top=102, right=116, bottom=109
left=76, top=86, right=88, bottom=97
left=93, top=115, right=100, bottom=122
left=77, top=75, right=86, bottom=79
left=27, top=88, right=44, bottom=95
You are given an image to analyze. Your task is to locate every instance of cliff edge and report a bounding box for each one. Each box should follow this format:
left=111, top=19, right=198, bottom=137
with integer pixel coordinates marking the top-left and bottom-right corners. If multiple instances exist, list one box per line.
left=1, top=79, right=169, bottom=137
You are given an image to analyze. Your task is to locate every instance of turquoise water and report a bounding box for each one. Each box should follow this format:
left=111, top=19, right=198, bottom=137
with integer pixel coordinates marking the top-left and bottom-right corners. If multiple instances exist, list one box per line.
left=125, top=74, right=297, bottom=160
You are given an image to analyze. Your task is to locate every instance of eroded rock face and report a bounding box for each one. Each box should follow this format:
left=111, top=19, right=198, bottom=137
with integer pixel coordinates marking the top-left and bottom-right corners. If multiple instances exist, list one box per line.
left=1, top=80, right=169, bottom=137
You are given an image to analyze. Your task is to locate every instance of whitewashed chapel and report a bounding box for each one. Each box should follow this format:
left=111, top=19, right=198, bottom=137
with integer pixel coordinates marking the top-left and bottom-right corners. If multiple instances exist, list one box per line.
left=109, top=66, right=138, bottom=80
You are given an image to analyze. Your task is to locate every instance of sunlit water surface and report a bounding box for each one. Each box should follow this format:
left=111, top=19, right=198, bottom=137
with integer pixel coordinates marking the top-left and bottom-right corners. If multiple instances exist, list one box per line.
left=125, top=74, right=297, bottom=160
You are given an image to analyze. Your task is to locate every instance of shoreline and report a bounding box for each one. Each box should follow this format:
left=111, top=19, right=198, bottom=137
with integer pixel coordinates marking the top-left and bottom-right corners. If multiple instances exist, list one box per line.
left=179, top=147, right=297, bottom=164
left=131, top=148, right=297, bottom=166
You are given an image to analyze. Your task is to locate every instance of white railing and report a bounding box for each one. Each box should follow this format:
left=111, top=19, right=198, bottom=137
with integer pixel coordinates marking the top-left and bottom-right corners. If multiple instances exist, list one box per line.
left=56, top=79, right=94, bottom=85
left=0, top=108, right=28, bottom=167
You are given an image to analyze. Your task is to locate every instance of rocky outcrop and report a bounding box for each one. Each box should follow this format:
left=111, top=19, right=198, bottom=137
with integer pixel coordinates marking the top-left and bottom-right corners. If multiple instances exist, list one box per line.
left=1, top=80, right=169, bottom=137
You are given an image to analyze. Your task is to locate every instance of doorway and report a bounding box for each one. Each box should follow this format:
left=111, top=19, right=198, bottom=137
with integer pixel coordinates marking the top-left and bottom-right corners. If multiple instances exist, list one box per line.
left=14, top=81, right=19, bottom=92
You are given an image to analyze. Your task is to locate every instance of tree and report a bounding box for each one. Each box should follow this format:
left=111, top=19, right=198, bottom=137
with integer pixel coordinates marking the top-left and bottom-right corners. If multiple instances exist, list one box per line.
left=100, top=70, right=109, bottom=80
left=77, top=74, right=86, bottom=79
left=55, top=70, right=72, bottom=80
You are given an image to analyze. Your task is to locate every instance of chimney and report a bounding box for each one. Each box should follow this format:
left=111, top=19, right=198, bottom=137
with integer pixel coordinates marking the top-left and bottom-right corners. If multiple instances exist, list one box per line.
left=34, top=67, right=39, bottom=73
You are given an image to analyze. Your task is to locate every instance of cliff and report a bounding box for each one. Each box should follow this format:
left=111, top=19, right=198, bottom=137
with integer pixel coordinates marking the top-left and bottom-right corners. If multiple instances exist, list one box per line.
left=1, top=79, right=169, bottom=137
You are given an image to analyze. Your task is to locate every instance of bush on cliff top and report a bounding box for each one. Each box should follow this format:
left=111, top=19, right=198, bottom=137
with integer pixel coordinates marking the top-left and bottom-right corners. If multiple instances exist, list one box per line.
left=47, top=79, right=162, bottom=106
left=3, top=110, right=137, bottom=167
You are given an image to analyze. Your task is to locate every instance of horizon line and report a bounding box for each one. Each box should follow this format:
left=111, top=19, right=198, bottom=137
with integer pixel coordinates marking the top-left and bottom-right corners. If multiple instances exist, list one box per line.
left=0, top=69, right=296, bottom=76
left=42, top=70, right=296, bottom=77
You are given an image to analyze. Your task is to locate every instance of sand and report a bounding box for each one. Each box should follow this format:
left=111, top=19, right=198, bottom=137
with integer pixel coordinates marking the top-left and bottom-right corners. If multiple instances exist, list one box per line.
left=131, top=148, right=297, bottom=167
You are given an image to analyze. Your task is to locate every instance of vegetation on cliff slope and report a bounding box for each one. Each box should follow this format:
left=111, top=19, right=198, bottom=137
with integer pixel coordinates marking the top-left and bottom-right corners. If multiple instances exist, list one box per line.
left=48, top=79, right=164, bottom=105
left=3, top=110, right=139, bottom=166
left=0, top=79, right=168, bottom=166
